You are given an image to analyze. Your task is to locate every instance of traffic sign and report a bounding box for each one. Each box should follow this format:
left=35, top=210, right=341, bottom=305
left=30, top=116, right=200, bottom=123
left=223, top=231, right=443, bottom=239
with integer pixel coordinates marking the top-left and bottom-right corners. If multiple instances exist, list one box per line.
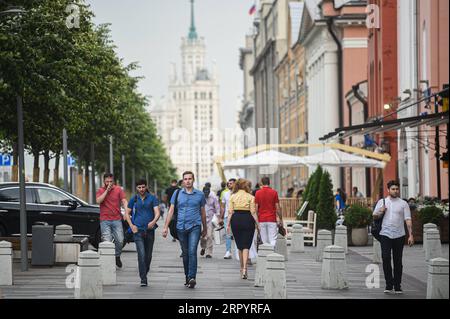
left=68, top=156, right=75, bottom=167
left=0, top=154, right=12, bottom=166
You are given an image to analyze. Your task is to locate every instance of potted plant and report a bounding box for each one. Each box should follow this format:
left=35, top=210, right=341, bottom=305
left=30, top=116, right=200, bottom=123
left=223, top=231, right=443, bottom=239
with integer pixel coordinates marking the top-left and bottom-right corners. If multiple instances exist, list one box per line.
left=344, top=204, right=373, bottom=246
left=417, top=205, right=444, bottom=226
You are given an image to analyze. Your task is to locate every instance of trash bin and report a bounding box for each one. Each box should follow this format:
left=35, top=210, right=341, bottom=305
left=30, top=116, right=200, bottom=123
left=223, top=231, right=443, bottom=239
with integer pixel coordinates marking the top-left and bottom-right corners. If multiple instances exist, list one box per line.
left=31, top=225, right=55, bottom=266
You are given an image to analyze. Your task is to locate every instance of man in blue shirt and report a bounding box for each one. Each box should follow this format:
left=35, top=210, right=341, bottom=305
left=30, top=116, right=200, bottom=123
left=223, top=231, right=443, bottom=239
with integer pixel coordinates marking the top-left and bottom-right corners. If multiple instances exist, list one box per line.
left=163, top=171, right=207, bottom=289
left=125, top=179, right=160, bottom=287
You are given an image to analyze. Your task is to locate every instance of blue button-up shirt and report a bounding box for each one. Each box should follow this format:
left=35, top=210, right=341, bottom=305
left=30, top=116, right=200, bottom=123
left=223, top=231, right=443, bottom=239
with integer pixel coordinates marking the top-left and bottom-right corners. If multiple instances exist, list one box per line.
left=128, top=193, right=159, bottom=231
left=171, top=188, right=206, bottom=231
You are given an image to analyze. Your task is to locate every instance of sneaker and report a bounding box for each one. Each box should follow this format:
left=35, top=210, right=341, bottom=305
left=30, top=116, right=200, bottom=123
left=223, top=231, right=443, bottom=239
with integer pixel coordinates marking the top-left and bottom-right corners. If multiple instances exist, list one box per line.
left=200, top=248, right=205, bottom=256
left=223, top=251, right=232, bottom=259
left=115, top=257, right=122, bottom=268
left=384, top=287, right=394, bottom=294
left=188, top=278, right=196, bottom=289
left=205, top=255, right=212, bottom=258
left=140, top=280, right=148, bottom=287
left=394, top=287, right=403, bottom=294
left=184, top=278, right=189, bottom=287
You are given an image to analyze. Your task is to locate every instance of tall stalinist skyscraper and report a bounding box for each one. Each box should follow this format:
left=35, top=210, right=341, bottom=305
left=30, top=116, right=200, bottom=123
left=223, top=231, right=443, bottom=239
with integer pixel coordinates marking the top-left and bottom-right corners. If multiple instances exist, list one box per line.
left=150, top=0, right=223, bottom=187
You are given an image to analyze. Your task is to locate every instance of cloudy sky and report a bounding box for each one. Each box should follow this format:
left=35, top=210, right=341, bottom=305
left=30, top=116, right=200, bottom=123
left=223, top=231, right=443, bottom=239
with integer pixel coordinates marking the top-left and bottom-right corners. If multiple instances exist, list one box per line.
left=85, top=0, right=256, bottom=129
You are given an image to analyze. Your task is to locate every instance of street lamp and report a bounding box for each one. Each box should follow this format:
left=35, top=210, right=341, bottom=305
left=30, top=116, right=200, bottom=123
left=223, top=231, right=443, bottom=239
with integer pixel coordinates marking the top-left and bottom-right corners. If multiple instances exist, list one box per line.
left=1, top=5, right=28, bottom=271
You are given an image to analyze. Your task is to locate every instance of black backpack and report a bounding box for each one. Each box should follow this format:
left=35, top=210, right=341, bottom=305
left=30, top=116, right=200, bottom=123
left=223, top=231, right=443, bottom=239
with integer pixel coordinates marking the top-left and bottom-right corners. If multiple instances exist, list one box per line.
left=371, top=198, right=385, bottom=241
left=169, top=190, right=181, bottom=240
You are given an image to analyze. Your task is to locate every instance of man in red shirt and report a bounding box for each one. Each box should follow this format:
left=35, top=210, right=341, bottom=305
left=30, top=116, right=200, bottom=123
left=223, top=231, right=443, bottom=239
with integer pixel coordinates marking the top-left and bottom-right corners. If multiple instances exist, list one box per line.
left=254, top=177, right=283, bottom=246
left=96, top=173, right=128, bottom=267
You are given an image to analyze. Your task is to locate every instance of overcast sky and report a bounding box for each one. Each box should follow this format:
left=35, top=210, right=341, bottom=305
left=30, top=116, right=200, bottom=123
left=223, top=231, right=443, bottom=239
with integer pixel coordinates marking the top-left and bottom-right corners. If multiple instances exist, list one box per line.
left=85, top=0, right=256, bottom=129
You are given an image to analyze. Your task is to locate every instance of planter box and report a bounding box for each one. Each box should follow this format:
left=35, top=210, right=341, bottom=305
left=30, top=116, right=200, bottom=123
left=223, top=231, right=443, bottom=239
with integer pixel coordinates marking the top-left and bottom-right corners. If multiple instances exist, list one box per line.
left=407, top=210, right=449, bottom=244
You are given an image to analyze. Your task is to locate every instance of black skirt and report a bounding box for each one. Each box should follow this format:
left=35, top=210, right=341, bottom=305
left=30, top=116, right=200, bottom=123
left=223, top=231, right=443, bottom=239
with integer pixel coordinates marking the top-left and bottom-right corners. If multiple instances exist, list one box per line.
left=230, top=210, right=255, bottom=250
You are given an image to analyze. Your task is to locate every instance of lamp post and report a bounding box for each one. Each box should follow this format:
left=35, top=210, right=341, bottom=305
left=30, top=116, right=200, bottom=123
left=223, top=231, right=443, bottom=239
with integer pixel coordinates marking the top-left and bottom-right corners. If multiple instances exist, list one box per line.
left=1, top=5, right=28, bottom=271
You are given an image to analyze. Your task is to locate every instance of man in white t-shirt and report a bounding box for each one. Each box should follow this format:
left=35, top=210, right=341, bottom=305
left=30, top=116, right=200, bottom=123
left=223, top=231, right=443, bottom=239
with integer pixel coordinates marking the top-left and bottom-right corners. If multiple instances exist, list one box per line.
left=373, top=180, right=414, bottom=295
left=219, top=178, right=236, bottom=259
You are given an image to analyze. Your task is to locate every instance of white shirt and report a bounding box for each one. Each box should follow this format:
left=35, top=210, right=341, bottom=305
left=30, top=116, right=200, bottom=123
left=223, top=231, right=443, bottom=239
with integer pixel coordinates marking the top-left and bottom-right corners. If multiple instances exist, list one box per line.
left=373, top=196, right=411, bottom=239
left=222, top=191, right=231, bottom=218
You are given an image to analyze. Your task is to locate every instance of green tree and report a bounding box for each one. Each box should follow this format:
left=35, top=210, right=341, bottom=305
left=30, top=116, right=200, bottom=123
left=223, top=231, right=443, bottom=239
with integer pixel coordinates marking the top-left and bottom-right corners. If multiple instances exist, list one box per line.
left=316, top=170, right=337, bottom=230
left=306, top=165, right=323, bottom=212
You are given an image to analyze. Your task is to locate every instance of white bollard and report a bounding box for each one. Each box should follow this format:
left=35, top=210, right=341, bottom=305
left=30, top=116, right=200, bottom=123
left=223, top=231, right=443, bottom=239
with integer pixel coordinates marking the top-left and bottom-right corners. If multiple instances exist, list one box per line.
left=427, top=258, right=449, bottom=299
left=99, top=241, right=116, bottom=285
left=74, top=250, right=102, bottom=299
left=274, top=233, right=288, bottom=261
left=264, top=253, right=286, bottom=299
left=321, top=245, right=348, bottom=290
left=316, top=230, right=332, bottom=262
left=425, top=229, right=442, bottom=261
left=423, top=223, right=438, bottom=251
left=55, top=224, right=73, bottom=242
left=334, top=225, right=348, bottom=254
left=372, top=238, right=382, bottom=264
left=291, top=224, right=304, bottom=253
left=254, top=244, right=274, bottom=287
left=0, top=241, right=13, bottom=286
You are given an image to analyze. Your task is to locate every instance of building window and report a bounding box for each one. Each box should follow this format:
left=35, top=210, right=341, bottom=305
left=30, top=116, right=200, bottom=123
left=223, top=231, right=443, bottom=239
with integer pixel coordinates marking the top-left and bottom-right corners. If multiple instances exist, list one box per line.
left=195, top=92, right=198, bottom=99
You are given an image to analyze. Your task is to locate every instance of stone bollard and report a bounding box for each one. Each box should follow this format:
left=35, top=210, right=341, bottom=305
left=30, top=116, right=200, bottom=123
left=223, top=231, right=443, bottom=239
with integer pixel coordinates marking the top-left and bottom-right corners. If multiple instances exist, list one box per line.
left=55, top=224, right=73, bottom=242
left=426, top=258, right=449, bottom=299
left=425, top=229, right=442, bottom=261
left=315, top=230, right=332, bottom=262
left=264, top=253, right=286, bottom=299
left=367, top=233, right=373, bottom=246
left=99, top=241, right=116, bottom=285
left=274, top=233, right=288, bottom=261
left=321, top=245, right=348, bottom=290
left=254, top=244, right=274, bottom=287
left=423, top=223, right=438, bottom=251
left=334, top=225, right=348, bottom=254
left=291, top=224, right=304, bottom=253
left=74, top=250, right=102, bottom=299
left=0, top=241, right=13, bottom=286
left=372, top=238, right=382, bottom=264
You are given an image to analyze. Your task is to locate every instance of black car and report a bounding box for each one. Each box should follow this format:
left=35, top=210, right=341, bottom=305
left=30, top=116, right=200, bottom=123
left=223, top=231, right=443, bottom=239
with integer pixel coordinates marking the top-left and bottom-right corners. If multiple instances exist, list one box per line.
left=0, top=182, right=129, bottom=248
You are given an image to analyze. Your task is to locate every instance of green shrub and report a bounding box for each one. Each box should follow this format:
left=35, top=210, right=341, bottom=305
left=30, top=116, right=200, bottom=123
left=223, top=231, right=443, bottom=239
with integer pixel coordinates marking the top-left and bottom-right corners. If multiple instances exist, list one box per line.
left=306, top=165, right=323, bottom=212
left=345, top=204, right=373, bottom=228
left=418, top=206, right=443, bottom=226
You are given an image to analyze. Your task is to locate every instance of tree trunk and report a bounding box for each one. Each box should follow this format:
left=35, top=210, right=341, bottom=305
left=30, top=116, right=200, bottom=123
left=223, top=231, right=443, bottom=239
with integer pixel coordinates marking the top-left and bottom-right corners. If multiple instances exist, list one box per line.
left=33, top=150, right=40, bottom=182
left=84, top=159, right=90, bottom=203
left=76, top=166, right=84, bottom=199
left=53, top=152, right=60, bottom=186
left=12, top=143, right=18, bottom=182
left=43, top=150, right=50, bottom=184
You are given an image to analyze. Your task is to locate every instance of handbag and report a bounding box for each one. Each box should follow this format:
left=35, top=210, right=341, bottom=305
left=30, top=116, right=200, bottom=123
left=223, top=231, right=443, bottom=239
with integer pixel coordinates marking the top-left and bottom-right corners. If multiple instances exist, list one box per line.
left=169, top=190, right=181, bottom=240
left=278, top=224, right=287, bottom=237
left=371, top=198, right=385, bottom=241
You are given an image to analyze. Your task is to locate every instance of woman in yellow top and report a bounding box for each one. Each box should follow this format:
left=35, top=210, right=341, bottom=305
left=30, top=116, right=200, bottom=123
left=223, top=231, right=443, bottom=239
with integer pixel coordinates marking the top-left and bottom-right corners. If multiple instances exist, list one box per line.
left=226, top=179, right=259, bottom=279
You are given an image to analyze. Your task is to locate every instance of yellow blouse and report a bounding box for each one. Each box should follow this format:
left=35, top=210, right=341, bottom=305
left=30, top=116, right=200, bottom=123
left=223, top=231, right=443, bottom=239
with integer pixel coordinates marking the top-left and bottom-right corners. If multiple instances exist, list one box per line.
left=229, top=190, right=256, bottom=214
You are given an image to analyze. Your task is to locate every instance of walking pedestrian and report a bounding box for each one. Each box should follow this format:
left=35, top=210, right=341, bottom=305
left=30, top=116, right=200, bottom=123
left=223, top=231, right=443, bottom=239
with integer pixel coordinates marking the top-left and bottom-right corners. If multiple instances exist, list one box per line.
left=226, top=179, right=259, bottom=279
left=200, top=186, right=220, bottom=258
left=255, top=177, right=283, bottom=247
left=373, top=180, right=414, bottom=294
left=335, top=188, right=346, bottom=214
left=125, top=179, right=160, bottom=287
left=96, top=173, right=128, bottom=268
left=217, top=181, right=227, bottom=199
left=219, top=178, right=236, bottom=259
left=162, top=171, right=207, bottom=288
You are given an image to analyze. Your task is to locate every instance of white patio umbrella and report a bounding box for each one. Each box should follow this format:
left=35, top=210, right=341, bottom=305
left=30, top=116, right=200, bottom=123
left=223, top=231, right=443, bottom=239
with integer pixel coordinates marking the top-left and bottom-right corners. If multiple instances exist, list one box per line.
left=222, top=150, right=305, bottom=169
left=298, top=149, right=386, bottom=169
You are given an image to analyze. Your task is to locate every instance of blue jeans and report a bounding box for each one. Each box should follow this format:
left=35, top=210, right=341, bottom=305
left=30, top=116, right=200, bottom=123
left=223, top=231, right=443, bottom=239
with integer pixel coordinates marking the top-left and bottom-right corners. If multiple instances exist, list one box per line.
left=133, top=229, right=155, bottom=282
left=100, top=220, right=124, bottom=257
left=224, top=216, right=232, bottom=252
left=177, top=225, right=201, bottom=280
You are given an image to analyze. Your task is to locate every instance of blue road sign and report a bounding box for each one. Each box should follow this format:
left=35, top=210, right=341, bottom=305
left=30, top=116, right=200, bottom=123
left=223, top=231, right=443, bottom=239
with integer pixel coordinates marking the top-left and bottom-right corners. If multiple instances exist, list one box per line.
left=68, top=156, right=75, bottom=166
left=0, top=154, right=13, bottom=166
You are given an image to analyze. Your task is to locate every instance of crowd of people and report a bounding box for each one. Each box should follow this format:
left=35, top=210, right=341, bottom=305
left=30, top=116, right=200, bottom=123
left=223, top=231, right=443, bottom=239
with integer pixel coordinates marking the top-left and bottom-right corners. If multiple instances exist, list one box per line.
left=95, top=172, right=417, bottom=296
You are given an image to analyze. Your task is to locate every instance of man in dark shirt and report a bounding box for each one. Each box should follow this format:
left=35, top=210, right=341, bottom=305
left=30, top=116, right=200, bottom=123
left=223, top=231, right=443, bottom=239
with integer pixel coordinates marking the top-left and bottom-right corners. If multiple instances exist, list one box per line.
left=165, top=179, right=179, bottom=204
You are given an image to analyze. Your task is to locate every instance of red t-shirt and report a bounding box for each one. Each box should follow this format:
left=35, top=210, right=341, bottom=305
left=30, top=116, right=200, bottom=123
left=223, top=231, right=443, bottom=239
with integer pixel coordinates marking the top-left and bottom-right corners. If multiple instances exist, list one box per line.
left=96, top=186, right=126, bottom=221
left=255, top=186, right=279, bottom=222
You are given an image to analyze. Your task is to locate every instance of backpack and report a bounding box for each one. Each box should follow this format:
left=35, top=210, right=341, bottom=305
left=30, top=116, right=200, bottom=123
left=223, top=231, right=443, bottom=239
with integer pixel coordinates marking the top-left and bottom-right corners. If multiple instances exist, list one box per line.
left=371, top=198, right=385, bottom=241
left=169, top=189, right=181, bottom=240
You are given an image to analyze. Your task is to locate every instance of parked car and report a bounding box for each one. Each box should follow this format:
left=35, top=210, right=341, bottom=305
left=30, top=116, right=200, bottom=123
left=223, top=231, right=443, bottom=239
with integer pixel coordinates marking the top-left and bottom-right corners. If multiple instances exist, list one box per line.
left=0, top=182, right=129, bottom=248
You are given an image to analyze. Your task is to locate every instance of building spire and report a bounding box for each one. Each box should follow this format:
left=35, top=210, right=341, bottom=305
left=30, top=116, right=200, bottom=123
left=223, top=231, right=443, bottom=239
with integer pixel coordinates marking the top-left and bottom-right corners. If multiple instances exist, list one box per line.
left=188, top=0, right=198, bottom=40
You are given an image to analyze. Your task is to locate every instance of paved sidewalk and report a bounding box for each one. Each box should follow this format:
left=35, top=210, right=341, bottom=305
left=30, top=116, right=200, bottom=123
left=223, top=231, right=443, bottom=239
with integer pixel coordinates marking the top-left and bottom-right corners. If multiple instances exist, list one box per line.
left=0, top=226, right=448, bottom=299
